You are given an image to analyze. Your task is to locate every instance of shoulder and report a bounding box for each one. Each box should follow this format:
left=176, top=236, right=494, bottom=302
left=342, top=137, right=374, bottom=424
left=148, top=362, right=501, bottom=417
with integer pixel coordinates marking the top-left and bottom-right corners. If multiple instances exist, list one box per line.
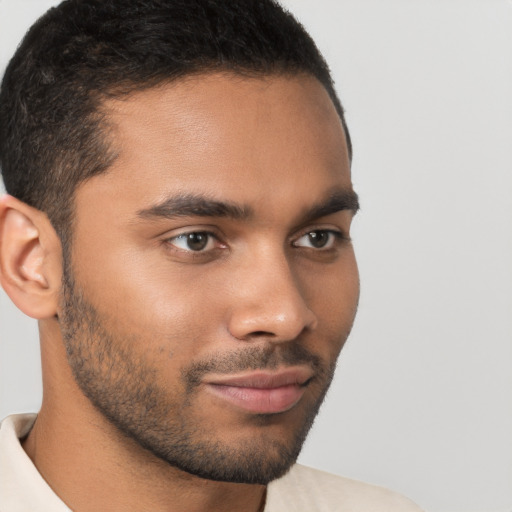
left=0, top=414, right=72, bottom=511
left=265, top=464, right=423, bottom=512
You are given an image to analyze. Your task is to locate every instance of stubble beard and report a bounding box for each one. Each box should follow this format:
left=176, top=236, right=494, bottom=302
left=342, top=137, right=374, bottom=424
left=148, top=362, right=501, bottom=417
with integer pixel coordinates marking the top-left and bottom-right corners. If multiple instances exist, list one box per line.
left=59, top=262, right=340, bottom=485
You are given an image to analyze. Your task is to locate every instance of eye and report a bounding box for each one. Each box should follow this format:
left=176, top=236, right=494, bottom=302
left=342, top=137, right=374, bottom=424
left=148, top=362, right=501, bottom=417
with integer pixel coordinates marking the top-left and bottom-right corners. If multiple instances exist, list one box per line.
left=293, top=230, right=341, bottom=250
left=167, top=231, right=217, bottom=252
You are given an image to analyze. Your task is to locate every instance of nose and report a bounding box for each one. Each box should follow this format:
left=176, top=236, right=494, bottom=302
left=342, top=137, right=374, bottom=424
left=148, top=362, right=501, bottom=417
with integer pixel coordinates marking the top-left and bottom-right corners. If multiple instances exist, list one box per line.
left=227, top=249, right=318, bottom=343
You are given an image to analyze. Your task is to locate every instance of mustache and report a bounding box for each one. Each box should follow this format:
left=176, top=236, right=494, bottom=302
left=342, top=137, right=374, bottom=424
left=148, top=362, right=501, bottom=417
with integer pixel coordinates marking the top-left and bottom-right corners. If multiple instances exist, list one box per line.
left=183, top=343, right=330, bottom=391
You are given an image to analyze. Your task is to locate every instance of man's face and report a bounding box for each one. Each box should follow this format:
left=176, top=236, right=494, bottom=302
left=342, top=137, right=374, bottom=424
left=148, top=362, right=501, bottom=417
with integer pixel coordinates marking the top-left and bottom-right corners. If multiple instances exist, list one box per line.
left=60, top=73, right=359, bottom=484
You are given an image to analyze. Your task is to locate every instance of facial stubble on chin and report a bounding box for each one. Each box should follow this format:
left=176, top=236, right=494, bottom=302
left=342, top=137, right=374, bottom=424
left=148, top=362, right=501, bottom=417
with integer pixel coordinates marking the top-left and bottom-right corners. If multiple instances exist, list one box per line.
left=59, top=263, right=342, bottom=485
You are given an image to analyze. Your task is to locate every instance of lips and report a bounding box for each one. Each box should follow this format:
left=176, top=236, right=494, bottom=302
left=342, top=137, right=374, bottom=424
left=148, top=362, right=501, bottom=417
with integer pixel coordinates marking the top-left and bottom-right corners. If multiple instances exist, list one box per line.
left=204, top=367, right=313, bottom=414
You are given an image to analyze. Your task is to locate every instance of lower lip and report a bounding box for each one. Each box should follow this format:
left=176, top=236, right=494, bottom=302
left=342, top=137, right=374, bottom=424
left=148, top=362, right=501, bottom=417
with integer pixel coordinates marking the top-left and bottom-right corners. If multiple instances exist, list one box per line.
left=205, top=383, right=306, bottom=414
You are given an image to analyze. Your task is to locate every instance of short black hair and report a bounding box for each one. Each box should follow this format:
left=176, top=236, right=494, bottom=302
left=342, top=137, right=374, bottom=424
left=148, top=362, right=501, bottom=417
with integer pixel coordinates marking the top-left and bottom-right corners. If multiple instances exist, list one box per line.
left=0, top=0, right=351, bottom=241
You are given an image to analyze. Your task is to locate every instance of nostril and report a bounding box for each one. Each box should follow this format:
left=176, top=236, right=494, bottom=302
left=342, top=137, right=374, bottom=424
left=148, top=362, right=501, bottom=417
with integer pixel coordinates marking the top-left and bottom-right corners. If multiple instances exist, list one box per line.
left=250, top=331, right=274, bottom=337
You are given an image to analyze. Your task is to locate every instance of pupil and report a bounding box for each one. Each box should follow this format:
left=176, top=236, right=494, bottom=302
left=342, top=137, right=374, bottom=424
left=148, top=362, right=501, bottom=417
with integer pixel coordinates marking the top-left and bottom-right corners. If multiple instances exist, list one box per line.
left=187, top=233, right=208, bottom=251
left=309, top=231, right=328, bottom=248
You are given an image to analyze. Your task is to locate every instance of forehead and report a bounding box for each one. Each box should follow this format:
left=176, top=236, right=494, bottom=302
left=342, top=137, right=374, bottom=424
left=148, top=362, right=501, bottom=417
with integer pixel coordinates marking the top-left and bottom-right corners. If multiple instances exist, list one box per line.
left=80, top=72, right=351, bottom=217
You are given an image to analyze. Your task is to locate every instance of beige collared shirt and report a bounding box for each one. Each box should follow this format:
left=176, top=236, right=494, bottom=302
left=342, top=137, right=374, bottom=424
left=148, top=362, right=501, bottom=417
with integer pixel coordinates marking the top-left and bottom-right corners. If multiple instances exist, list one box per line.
left=0, top=414, right=423, bottom=511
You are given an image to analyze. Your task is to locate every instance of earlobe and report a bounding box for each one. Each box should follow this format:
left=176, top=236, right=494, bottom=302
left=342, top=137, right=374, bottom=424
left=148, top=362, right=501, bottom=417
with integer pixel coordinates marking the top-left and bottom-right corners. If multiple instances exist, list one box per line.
left=0, top=194, right=62, bottom=319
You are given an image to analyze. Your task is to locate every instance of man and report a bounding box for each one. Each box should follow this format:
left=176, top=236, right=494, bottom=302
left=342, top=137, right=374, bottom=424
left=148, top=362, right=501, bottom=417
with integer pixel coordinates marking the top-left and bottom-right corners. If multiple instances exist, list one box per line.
left=0, top=1, right=423, bottom=510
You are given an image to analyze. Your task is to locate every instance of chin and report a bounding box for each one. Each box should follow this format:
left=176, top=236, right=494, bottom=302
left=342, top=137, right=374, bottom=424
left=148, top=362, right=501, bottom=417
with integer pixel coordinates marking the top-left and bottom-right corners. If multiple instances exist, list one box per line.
left=133, top=409, right=319, bottom=485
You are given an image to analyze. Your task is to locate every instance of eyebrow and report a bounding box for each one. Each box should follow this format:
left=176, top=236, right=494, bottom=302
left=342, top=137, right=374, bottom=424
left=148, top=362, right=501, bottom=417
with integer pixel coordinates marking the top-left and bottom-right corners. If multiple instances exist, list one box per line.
left=136, top=188, right=359, bottom=222
left=137, top=193, right=252, bottom=220
left=302, top=190, right=360, bottom=223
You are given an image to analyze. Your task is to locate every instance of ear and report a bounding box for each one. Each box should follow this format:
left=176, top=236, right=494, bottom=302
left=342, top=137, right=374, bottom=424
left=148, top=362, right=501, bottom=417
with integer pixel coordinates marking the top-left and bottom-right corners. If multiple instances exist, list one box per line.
left=0, top=194, right=62, bottom=319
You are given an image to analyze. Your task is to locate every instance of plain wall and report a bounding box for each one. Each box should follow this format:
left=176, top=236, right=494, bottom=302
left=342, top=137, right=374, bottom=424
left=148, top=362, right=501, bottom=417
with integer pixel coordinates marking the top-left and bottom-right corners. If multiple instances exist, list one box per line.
left=1, top=1, right=511, bottom=511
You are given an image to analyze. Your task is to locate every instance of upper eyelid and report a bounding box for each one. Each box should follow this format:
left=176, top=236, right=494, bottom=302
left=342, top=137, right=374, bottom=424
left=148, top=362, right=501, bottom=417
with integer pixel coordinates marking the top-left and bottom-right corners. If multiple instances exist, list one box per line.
left=162, top=225, right=349, bottom=246
left=166, top=227, right=344, bottom=238
left=164, top=231, right=223, bottom=256
left=291, top=226, right=348, bottom=242
left=167, top=231, right=221, bottom=244
left=164, top=227, right=223, bottom=241
left=168, top=230, right=216, bottom=240
left=292, top=229, right=345, bottom=247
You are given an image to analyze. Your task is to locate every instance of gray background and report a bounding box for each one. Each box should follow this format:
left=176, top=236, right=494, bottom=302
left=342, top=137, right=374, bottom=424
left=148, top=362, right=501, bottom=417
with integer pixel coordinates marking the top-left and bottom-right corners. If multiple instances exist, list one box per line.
left=1, top=1, right=511, bottom=511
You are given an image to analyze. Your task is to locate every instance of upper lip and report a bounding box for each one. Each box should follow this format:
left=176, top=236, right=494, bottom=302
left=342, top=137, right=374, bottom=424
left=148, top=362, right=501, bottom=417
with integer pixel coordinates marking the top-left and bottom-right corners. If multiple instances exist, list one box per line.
left=205, top=366, right=314, bottom=389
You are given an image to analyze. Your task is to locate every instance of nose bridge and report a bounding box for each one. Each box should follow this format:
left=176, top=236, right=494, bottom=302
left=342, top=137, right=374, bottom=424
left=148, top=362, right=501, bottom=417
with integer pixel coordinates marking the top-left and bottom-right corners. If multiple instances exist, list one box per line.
left=227, top=243, right=317, bottom=342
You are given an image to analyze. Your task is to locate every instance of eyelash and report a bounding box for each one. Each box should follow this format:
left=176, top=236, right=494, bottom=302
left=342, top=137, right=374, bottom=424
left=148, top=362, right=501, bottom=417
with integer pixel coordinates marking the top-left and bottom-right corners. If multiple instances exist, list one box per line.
left=164, top=228, right=348, bottom=255
left=166, top=231, right=222, bottom=253
left=292, top=230, right=345, bottom=250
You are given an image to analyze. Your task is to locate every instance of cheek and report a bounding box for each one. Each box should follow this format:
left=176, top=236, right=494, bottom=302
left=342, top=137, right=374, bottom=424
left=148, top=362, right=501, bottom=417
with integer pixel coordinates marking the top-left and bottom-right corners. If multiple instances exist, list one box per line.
left=302, top=248, right=359, bottom=307
left=71, top=223, right=359, bottom=366
left=71, top=245, right=223, bottom=360
left=299, top=252, right=359, bottom=351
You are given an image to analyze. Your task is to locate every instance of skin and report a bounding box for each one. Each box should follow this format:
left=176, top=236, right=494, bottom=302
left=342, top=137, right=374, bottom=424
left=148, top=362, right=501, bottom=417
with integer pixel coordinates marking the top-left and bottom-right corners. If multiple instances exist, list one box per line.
left=0, top=72, right=359, bottom=511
